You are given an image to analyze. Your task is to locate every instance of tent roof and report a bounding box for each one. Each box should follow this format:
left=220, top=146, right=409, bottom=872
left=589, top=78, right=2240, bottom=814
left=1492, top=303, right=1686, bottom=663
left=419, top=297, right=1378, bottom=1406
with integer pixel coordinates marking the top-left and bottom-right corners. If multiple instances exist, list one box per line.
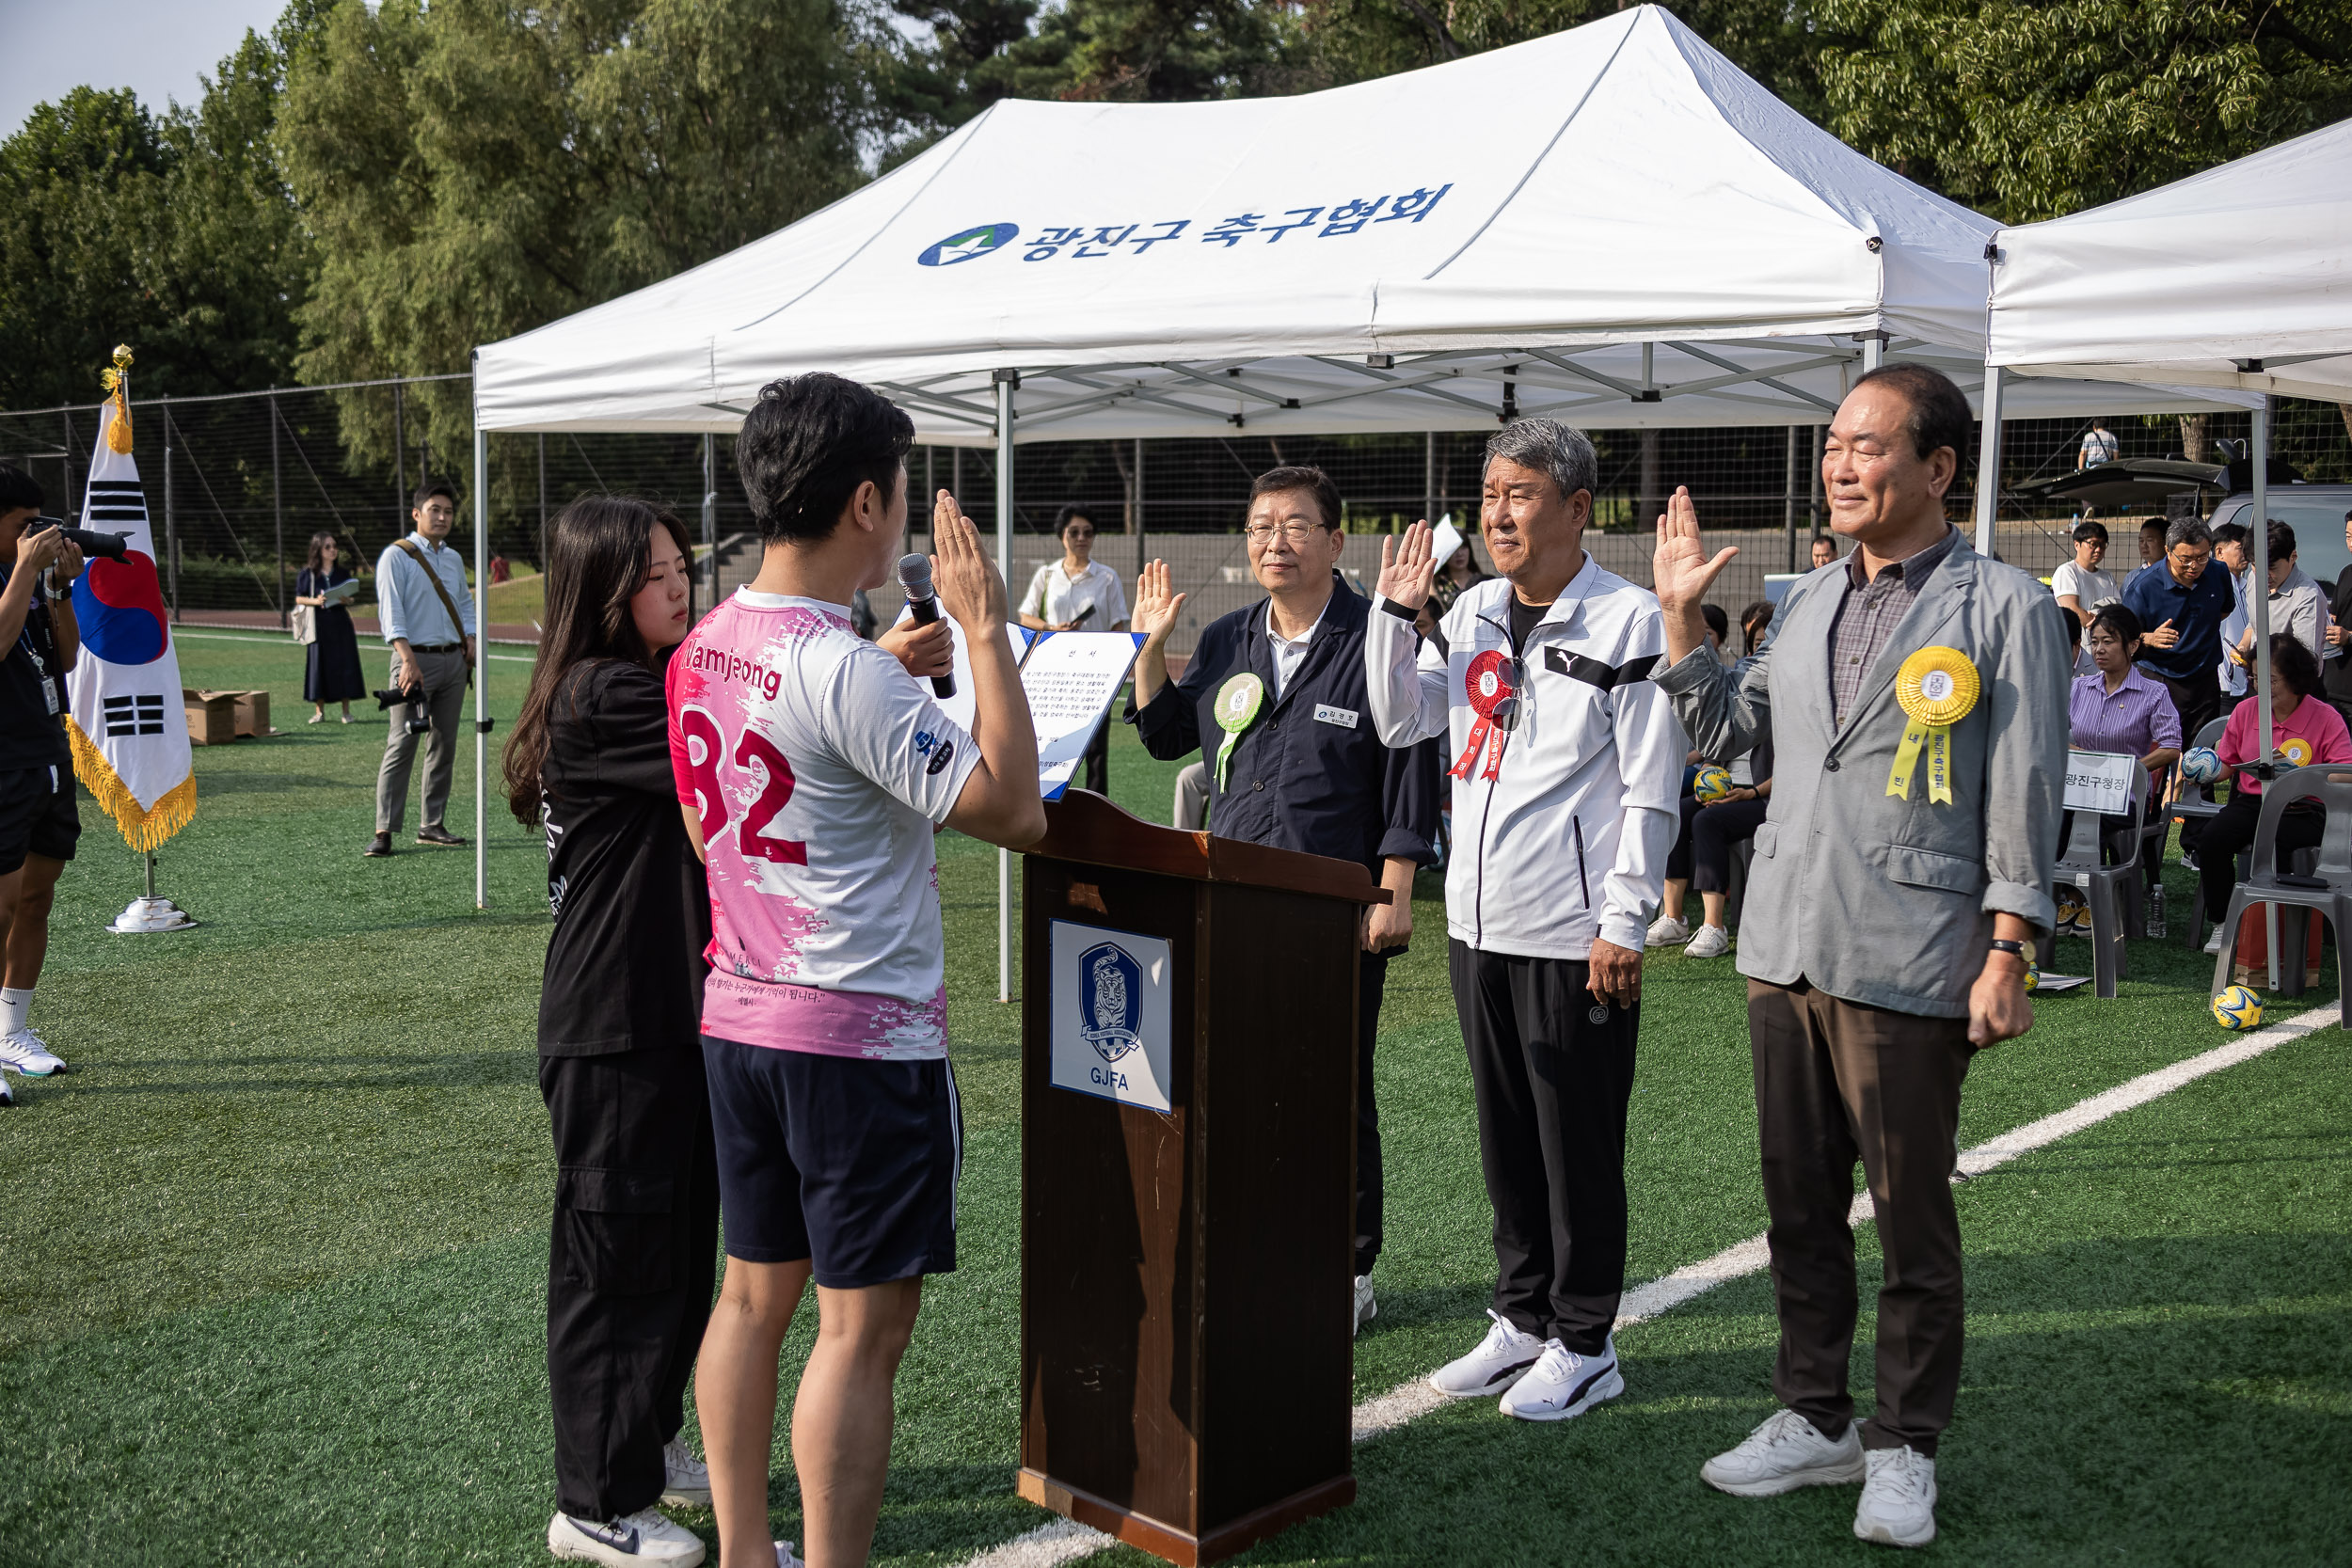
left=1987, top=117, right=2352, bottom=401
left=474, top=4, right=2239, bottom=438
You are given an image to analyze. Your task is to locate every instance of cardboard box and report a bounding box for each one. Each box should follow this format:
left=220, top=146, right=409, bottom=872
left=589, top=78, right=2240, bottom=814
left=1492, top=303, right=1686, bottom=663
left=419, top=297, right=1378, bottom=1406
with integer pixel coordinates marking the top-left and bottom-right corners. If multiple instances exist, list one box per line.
left=183, top=689, right=273, bottom=744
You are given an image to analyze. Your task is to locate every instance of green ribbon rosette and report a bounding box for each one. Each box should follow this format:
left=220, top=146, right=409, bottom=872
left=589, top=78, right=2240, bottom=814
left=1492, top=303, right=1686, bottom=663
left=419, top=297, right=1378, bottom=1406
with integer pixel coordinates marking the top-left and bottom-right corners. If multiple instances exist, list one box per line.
left=1212, top=672, right=1266, bottom=791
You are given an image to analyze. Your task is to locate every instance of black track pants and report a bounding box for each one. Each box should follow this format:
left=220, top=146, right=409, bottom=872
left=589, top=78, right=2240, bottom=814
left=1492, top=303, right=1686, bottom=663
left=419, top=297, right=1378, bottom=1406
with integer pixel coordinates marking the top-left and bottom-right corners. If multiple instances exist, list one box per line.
left=542, top=1045, right=722, bottom=1522
left=1449, top=940, right=1639, bottom=1354
left=1355, top=948, right=1392, bottom=1277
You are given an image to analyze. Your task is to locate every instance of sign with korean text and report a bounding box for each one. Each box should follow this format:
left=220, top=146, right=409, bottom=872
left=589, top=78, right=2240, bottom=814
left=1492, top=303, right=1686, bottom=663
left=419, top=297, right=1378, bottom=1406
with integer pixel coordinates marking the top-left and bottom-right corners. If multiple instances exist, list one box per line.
left=2062, top=750, right=2137, bottom=816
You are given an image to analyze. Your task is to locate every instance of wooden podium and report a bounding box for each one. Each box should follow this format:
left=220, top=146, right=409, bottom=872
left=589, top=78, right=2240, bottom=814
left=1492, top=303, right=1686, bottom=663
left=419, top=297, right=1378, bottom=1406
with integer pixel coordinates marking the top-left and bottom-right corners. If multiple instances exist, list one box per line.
left=1016, top=791, right=1387, bottom=1566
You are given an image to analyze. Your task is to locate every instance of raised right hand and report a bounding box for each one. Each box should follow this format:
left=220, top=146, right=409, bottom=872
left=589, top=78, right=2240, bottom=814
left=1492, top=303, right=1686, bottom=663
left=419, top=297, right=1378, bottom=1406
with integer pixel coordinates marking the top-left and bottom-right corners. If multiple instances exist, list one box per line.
left=1131, top=559, right=1188, bottom=646
left=1652, top=488, right=1738, bottom=614
left=1376, top=521, right=1438, bottom=611
left=930, top=489, right=1009, bottom=630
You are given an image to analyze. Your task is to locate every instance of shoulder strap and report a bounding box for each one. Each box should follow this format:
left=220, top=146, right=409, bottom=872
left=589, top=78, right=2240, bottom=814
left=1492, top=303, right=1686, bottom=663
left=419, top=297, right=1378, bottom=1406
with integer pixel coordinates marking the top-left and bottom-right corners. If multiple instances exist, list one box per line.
left=393, top=538, right=469, bottom=641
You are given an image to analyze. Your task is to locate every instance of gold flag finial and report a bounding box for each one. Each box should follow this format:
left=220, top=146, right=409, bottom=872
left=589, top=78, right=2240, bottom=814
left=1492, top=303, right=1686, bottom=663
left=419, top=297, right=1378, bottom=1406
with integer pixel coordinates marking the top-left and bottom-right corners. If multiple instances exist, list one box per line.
left=102, top=344, right=135, bottom=452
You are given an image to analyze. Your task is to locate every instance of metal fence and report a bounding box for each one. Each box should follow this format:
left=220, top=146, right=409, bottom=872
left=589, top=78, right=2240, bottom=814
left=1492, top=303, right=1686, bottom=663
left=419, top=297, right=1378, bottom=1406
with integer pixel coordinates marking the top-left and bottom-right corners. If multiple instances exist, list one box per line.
left=6, top=374, right=2345, bottom=653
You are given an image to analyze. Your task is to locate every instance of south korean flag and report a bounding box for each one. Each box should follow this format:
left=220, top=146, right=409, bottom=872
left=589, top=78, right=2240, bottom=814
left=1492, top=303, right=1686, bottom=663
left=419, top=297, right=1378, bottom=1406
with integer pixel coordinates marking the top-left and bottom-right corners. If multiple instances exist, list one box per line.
left=64, top=398, right=196, bottom=850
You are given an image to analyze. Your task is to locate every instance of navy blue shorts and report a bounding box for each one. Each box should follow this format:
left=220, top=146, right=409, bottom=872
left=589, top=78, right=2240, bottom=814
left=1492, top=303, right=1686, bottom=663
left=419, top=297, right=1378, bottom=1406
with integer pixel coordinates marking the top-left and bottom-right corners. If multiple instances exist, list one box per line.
left=702, top=1035, right=961, bottom=1288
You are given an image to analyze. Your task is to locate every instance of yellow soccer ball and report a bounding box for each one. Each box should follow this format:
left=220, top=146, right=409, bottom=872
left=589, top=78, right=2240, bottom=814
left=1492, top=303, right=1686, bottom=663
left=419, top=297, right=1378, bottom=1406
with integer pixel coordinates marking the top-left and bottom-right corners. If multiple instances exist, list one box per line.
left=2025, top=960, right=2040, bottom=993
left=1692, top=765, right=1736, bottom=803
left=2213, top=985, right=2264, bottom=1031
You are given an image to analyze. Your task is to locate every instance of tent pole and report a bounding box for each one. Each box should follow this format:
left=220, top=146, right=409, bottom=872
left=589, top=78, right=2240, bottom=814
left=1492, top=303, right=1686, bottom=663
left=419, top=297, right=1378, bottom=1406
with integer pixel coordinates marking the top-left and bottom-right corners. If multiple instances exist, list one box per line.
left=2250, top=395, right=2274, bottom=985
left=473, top=416, right=490, bottom=911
left=1862, top=334, right=1885, bottom=373
left=1973, top=365, right=2005, bottom=558
left=703, top=434, right=718, bottom=613
left=1426, top=431, right=1438, bottom=525
left=1809, top=425, right=1824, bottom=544
left=995, top=371, right=1017, bottom=1004
left=1782, top=425, right=1798, bottom=571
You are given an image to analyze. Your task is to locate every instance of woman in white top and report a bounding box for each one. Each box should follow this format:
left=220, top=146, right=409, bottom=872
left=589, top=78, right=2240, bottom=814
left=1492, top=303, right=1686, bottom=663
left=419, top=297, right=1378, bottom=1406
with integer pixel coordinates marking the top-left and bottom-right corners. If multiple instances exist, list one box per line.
left=1019, top=504, right=1131, bottom=795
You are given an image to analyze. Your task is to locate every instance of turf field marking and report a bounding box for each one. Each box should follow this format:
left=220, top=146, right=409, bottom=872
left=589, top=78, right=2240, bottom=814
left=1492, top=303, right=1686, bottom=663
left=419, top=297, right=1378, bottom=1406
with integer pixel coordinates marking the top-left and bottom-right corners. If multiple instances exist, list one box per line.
left=172, top=628, right=536, bottom=662
left=950, top=1006, right=2335, bottom=1567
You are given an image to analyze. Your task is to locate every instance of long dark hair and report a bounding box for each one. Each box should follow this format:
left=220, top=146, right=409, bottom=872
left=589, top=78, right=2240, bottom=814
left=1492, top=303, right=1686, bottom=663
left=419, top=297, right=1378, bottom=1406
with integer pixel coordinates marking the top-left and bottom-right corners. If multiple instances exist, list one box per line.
left=503, top=496, right=693, bottom=825
left=305, top=531, right=341, bottom=576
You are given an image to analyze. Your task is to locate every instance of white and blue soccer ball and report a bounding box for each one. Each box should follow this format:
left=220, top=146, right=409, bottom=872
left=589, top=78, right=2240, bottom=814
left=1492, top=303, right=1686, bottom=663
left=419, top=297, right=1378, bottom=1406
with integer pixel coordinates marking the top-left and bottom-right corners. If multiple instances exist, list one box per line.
left=2182, top=747, right=2225, bottom=785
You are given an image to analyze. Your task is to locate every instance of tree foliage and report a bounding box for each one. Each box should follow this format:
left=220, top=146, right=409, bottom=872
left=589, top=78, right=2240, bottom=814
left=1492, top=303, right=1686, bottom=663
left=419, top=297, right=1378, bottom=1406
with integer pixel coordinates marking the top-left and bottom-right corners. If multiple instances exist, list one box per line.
left=277, top=0, right=873, bottom=463
left=1818, top=0, right=2352, bottom=222
left=0, top=13, right=315, bottom=409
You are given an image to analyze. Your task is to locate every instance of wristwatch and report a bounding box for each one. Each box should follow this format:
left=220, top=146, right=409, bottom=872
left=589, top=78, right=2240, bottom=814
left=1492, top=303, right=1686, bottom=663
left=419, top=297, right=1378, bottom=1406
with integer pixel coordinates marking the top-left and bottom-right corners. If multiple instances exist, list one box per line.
left=1987, top=939, right=2026, bottom=958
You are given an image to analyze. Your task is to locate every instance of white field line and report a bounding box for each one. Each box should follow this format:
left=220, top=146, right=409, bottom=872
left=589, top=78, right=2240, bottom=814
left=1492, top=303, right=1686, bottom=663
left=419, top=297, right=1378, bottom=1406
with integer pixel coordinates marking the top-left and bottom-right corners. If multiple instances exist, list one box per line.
left=172, top=628, right=536, bottom=662
left=953, top=1006, right=2336, bottom=1567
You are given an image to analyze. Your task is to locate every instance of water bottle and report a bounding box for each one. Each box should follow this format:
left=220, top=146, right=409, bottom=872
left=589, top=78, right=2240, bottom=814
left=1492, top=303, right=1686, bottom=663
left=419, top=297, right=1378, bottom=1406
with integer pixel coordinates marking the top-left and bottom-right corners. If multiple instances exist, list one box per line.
left=2146, top=882, right=2167, bottom=940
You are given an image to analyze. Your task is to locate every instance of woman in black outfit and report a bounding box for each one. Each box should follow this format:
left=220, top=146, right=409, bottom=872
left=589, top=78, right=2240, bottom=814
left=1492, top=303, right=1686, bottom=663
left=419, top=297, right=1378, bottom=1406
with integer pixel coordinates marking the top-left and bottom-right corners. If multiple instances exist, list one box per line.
left=294, top=531, right=366, bottom=721
left=502, top=496, right=718, bottom=1566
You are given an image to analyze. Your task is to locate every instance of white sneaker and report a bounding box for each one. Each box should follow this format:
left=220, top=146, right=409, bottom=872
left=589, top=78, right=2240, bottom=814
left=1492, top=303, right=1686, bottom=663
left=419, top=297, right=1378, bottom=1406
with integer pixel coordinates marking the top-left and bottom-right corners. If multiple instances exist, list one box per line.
left=0, top=1076, right=13, bottom=1106
left=772, top=1544, right=803, bottom=1568
left=2204, top=927, right=2229, bottom=955
left=1353, top=1275, right=1376, bottom=1336
left=1699, top=1408, right=1866, bottom=1497
left=1853, top=1445, right=1938, bottom=1547
left=1428, top=1308, right=1544, bottom=1399
left=1685, top=924, right=1732, bottom=958
left=0, top=1028, right=63, bottom=1076
left=1497, top=1336, right=1623, bottom=1422
left=660, top=1437, right=710, bottom=1507
left=548, top=1507, right=706, bottom=1565
left=1645, top=914, right=1692, bottom=945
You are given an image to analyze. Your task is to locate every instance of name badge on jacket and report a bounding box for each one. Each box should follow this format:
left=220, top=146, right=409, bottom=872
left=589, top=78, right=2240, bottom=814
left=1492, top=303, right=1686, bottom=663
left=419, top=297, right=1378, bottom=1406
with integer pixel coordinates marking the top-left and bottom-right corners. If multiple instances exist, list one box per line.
left=1313, top=704, right=1359, bottom=730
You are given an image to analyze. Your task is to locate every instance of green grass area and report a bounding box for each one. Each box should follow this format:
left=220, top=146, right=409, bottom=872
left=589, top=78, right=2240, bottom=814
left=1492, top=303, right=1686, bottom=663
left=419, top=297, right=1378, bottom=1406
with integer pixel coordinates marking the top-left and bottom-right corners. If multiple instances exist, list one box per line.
left=2, top=627, right=2345, bottom=1566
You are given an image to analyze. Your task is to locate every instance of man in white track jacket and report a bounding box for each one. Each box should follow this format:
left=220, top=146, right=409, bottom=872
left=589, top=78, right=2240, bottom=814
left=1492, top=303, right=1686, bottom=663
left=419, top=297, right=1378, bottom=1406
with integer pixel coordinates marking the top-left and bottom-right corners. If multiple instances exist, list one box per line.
left=1363, top=418, right=1681, bottom=1424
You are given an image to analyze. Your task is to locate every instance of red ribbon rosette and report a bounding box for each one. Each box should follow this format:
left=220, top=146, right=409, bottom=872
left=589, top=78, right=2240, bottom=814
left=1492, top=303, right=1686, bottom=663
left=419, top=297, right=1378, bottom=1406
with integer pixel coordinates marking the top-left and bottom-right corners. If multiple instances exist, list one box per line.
left=1452, top=648, right=1517, bottom=781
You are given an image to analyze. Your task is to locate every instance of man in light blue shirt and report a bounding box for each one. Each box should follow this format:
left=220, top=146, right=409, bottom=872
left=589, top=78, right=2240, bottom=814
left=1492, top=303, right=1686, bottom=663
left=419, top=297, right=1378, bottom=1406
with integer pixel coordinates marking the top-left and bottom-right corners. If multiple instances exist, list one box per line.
left=367, top=478, right=476, bottom=856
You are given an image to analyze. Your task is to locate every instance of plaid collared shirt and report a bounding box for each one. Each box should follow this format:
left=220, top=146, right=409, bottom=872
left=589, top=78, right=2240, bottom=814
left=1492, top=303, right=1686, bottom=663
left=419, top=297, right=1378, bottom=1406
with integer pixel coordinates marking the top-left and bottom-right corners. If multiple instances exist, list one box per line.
left=1826, top=527, right=1961, bottom=727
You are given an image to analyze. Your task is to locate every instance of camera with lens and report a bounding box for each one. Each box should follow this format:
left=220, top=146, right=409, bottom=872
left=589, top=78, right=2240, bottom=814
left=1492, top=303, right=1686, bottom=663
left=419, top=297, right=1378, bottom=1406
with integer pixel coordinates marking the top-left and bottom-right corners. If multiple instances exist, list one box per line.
left=26, top=515, right=131, bottom=562
left=373, top=686, right=433, bottom=734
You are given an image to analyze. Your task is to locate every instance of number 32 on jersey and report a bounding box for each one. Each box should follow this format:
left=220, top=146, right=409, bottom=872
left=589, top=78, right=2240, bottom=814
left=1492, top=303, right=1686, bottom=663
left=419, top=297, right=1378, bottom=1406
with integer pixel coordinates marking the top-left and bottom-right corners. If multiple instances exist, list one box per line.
left=679, top=705, right=808, bottom=866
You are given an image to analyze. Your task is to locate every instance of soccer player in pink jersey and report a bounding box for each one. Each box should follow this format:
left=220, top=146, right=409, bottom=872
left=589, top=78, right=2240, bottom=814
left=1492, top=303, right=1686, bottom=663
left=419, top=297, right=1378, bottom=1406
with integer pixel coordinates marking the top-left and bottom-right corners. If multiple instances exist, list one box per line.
left=672, top=373, right=1042, bottom=1568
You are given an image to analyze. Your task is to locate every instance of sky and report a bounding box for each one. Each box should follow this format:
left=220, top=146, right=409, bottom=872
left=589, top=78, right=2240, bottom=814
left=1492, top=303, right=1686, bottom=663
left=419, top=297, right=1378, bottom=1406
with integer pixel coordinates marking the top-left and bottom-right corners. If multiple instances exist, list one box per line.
left=2, top=0, right=290, bottom=137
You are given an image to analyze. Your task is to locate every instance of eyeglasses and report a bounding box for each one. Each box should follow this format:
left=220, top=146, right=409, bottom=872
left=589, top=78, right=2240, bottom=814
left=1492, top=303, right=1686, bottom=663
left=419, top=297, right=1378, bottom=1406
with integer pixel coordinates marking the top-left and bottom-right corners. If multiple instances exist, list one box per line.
left=1243, top=521, right=1330, bottom=546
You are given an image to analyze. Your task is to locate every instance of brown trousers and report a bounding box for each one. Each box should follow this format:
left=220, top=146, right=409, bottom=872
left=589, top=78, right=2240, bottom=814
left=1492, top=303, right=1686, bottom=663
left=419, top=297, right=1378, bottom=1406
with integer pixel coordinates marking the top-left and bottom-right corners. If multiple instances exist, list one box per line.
left=1748, top=979, right=1974, bottom=1456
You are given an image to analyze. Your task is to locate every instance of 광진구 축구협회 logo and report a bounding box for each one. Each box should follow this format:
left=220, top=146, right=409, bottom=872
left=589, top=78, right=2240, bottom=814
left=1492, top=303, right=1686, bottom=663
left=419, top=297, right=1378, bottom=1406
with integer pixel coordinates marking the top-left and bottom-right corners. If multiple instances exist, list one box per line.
left=1078, top=942, right=1143, bottom=1063
left=918, top=224, right=1019, bottom=266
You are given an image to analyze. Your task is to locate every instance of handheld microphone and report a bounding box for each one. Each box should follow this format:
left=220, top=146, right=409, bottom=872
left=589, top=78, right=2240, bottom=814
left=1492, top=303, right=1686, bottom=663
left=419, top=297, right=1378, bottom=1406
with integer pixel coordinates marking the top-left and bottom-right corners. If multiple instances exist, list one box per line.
left=897, top=554, right=955, bottom=700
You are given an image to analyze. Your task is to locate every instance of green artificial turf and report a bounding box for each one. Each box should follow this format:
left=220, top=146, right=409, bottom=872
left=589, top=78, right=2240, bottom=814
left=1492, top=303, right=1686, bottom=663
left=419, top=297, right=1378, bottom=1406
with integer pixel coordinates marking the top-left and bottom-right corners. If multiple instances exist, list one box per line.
left=2, top=627, right=2344, bottom=1566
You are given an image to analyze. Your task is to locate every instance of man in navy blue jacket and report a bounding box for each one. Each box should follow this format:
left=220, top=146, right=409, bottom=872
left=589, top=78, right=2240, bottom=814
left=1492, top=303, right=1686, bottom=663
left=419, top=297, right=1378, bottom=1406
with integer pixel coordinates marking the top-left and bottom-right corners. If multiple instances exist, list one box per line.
left=1130, top=465, right=1442, bottom=1333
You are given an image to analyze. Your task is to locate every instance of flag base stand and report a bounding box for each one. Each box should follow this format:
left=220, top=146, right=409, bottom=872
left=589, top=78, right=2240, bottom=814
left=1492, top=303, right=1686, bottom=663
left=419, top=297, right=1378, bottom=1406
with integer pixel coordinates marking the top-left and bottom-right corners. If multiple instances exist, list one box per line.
left=107, top=852, right=194, bottom=932
left=109, top=895, right=196, bottom=933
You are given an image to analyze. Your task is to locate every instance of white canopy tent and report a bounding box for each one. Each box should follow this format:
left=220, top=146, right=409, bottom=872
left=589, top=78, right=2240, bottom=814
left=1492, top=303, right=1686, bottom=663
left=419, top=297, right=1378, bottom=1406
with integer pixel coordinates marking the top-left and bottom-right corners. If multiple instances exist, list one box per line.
left=464, top=4, right=2241, bottom=975
left=1984, top=114, right=2352, bottom=884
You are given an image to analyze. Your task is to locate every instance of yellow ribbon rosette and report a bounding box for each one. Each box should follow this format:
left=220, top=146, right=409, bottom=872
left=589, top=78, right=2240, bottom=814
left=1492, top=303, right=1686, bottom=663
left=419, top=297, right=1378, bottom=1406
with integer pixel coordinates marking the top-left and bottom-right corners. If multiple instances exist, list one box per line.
left=1886, top=646, right=1979, bottom=803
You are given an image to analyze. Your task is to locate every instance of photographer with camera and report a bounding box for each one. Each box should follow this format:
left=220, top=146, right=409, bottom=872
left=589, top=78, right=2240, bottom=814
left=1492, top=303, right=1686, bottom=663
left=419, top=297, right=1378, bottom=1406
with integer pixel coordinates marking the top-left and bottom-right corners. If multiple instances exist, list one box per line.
left=0, top=465, right=86, bottom=1092
left=367, top=478, right=477, bottom=858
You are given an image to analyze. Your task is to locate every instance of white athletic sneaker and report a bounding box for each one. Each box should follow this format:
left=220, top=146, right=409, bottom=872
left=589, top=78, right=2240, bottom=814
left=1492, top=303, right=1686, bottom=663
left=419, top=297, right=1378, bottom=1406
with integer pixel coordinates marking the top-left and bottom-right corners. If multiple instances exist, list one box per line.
left=1645, top=914, right=1692, bottom=945
left=1853, top=1445, right=1938, bottom=1547
left=1428, top=1308, right=1544, bottom=1399
left=1497, top=1337, right=1623, bottom=1422
left=1699, top=1408, right=1866, bottom=1497
left=1353, top=1275, right=1376, bottom=1336
left=772, top=1544, right=803, bottom=1568
left=548, top=1507, right=706, bottom=1565
left=1685, top=924, right=1732, bottom=958
left=0, top=1075, right=13, bottom=1106
left=2204, top=927, right=2229, bottom=955
left=0, top=1028, right=63, bottom=1076
left=660, top=1438, right=710, bottom=1507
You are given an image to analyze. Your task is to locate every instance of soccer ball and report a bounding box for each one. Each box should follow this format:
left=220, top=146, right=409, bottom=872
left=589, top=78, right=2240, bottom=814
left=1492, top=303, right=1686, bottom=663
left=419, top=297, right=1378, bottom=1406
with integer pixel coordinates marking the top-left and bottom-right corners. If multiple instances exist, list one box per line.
left=2212, top=984, right=2264, bottom=1031
left=2181, top=747, right=2225, bottom=785
left=2025, top=960, right=2041, bottom=993
left=1692, top=765, right=1736, bottom=803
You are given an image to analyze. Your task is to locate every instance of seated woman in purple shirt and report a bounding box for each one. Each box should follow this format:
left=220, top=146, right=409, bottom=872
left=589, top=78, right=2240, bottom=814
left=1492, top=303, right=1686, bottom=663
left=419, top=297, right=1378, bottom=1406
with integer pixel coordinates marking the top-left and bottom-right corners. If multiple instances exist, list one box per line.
left=2062, top=604, right=2183, bottom=879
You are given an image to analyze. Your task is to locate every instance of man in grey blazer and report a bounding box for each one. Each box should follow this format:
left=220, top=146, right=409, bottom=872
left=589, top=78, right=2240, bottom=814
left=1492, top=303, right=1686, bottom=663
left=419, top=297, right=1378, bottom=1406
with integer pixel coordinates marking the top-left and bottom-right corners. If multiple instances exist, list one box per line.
left=1651, top=364, right=2068, bottom=1549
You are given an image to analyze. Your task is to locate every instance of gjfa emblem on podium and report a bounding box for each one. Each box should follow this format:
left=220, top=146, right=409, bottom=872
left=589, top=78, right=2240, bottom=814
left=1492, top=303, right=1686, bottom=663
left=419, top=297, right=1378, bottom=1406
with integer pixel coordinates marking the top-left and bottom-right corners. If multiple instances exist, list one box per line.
left=1050, top=921, right=1173, bottom=1112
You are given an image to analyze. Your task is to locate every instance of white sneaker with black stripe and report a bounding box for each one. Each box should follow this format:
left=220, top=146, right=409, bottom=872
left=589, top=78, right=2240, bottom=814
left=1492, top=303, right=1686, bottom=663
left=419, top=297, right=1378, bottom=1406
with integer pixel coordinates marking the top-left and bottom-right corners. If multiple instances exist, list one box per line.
left=548, top=1507, right=706, bottom=1565
left=1427, top=1309, right=1544, bottom=1399
left=1497, top=1336, right=1623, bottom=1422
left=660, top=1438, right=710, bottom=1507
